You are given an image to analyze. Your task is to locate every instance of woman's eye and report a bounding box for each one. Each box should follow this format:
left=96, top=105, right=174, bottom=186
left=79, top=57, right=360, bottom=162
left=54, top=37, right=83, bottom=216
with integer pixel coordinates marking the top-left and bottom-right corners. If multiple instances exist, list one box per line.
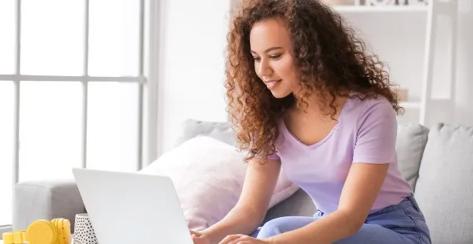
left=269, top=54, right=282, bottom=59
left=252, top=57, right=261, bottom=62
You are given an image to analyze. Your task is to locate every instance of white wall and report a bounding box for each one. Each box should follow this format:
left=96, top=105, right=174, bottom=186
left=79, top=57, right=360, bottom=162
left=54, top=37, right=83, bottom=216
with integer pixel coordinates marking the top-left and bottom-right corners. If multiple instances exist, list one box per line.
left=424, top=0, right=473, bottom=127
left=157, top=0, right=231, bottom=156
left=453, top=0, right=473, bottom=126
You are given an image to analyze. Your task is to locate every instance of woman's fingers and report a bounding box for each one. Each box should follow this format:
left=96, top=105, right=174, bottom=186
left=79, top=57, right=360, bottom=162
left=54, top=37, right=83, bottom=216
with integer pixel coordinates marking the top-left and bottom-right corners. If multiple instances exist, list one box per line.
left=219, top=234, right=256, bottom=244
left=190, top=230, right=212, bottom=244
left=190, top=230, right=202, bottom=237
left=219, top=234, right=244, bottom=244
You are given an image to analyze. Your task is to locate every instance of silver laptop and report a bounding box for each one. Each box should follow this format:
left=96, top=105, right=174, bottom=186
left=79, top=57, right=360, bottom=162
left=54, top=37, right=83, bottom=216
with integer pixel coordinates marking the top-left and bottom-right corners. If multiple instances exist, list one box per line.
left=72, top=168, right=193, bottom=244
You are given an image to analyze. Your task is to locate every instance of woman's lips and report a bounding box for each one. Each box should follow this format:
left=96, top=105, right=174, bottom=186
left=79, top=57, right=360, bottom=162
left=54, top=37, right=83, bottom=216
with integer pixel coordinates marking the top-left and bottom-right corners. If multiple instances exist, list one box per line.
left=265, top=79, right=281, bottom=89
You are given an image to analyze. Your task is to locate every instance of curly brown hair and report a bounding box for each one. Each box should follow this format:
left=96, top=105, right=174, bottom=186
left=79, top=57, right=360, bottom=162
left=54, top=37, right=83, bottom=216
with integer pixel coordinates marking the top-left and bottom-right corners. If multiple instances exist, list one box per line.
left=225, top=0, right=402, bottom=160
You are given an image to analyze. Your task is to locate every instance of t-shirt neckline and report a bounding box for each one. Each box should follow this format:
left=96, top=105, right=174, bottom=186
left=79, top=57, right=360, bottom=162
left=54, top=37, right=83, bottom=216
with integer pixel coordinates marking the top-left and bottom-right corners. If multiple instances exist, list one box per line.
left=281, top=98, right=350, bottom=148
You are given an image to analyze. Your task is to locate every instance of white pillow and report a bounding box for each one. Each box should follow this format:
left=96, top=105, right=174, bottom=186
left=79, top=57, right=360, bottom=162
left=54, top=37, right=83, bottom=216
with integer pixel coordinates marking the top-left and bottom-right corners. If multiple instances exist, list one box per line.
left=140, top=136, right=298, bottom=230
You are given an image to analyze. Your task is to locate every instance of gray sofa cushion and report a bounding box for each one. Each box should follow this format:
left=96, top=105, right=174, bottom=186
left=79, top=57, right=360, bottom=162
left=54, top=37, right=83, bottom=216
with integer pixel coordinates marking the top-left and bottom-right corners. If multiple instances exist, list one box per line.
left=13, top=180, right=85, bottom=231
left=396, top=123, right=429, bottom=190
left=414, top=123, right=473, bottom=244
left=263, top=189, right=315, bottom=222
left=175, top=119, right=235, bottom=147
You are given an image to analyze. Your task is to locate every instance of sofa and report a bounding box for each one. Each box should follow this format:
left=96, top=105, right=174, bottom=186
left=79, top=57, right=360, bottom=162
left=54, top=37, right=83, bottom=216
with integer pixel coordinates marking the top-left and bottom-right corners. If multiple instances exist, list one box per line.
left=13, top=121, right=473, bottom=243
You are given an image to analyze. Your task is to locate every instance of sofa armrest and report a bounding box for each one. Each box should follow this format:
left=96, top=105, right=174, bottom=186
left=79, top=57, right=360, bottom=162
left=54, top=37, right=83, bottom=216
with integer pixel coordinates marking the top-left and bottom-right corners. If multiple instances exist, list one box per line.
left=13, top=180, right=85, bottom=231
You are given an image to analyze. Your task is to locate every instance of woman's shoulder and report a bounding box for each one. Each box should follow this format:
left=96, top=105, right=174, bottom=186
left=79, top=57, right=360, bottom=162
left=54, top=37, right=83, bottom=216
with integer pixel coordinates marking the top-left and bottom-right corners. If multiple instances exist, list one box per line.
left=343, top=94, right=396, bottom=127
left=346, top=94, right=393, bottom=115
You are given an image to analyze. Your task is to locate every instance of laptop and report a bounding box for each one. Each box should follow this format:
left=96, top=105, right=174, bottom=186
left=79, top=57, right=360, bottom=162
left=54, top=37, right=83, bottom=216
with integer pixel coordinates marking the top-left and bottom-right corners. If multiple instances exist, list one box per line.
left=72, top=168, right=193, bottom=244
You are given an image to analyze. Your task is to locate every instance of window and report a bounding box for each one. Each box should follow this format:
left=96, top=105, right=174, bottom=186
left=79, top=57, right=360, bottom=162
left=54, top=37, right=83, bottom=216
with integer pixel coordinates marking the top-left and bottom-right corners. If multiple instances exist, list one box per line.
left=0, top=0, right=159, bottom=230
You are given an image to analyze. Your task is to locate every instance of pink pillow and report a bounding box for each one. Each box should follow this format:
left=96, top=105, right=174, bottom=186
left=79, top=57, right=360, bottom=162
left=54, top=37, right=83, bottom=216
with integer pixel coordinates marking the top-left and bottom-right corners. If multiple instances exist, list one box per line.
left=140, top=136, right=298, bottom=230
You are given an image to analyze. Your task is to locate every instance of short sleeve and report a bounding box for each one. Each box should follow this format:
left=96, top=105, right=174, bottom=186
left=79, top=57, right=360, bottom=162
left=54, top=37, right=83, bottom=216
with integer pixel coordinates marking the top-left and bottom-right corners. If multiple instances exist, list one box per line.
left=352, top=100, right=397, bottom=164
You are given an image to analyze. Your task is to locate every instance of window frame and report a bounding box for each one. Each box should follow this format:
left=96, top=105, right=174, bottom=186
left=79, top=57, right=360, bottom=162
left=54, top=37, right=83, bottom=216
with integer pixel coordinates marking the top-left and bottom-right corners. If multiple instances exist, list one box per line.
left=0, top=0, right=161, bottom=229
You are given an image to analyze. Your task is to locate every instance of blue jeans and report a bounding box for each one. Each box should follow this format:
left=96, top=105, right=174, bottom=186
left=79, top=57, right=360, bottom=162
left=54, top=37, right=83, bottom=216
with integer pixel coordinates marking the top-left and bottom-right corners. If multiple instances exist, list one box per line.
left=253, top=195, right=431, bottom=243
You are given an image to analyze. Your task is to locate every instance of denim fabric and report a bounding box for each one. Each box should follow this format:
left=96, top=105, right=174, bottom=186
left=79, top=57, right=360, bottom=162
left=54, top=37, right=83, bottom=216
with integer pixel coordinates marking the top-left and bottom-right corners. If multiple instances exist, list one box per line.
left=253, top=195, right=431, bottom=244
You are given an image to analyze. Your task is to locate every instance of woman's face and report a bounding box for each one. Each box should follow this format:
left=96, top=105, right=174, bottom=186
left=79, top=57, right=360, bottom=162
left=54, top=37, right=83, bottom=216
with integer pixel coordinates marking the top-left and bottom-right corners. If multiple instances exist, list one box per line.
left=250, top=18, right=300, bottom=98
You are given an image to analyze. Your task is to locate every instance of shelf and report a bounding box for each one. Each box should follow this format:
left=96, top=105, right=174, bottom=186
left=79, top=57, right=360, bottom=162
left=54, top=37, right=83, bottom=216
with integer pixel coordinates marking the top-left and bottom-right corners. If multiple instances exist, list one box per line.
left=400, top=101, right=421, bottom=109
left=333, top=5, right=428, bottom=14
left=330, top=0, right=457, bottom=126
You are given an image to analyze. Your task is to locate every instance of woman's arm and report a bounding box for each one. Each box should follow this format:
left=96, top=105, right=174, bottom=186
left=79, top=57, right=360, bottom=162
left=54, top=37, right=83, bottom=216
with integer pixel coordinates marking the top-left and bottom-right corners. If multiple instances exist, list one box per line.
left=198, top=158, right=282, bottom=244
left=266, top=162, right=389, bottom=244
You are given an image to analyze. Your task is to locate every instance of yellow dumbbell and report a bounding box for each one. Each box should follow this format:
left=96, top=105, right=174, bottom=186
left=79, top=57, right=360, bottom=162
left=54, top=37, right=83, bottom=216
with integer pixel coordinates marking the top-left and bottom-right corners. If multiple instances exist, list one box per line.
left=2, top=231, right=26, bottom=244
left=51, top=218, right=71, bottom=244
left=2, top=218, right=71, bottom=244
left=26, top=218, right=71, bottom=244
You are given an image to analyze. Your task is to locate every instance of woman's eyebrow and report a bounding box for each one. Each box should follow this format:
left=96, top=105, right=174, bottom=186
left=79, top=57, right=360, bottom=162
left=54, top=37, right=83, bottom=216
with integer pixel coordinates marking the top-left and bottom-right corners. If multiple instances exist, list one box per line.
left=251, top=47, right=284, bottom=55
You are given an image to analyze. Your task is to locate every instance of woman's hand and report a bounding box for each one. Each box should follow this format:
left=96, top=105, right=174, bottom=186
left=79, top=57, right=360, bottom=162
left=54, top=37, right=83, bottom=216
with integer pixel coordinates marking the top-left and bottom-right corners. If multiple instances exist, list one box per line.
left=191, top=230, right=212, bottom=244
left=218, top=234, right=272, bottom=244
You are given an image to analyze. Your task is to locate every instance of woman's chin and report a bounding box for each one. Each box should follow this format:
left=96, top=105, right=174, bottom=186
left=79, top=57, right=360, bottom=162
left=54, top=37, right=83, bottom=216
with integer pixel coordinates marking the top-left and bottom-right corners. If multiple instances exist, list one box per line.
left=270, top=91, right=292, bottom=99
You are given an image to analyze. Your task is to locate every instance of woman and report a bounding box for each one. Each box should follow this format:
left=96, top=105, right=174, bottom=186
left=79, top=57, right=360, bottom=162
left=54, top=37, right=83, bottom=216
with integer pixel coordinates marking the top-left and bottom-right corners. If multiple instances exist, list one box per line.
left=193, top=0, right=431, bottom=243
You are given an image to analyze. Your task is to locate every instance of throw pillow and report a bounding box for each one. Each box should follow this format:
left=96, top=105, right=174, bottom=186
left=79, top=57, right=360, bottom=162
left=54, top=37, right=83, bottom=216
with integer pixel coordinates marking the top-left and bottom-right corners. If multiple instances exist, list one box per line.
left=140, top=136, right=298, bottom=230
left=414, top=123, right=473, bottom=244
left=395, top=123, right=429, bottom=190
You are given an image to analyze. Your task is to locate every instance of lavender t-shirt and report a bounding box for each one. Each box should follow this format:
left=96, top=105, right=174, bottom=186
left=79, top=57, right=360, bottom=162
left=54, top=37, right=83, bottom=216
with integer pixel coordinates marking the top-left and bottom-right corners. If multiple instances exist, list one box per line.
left=269, top=96, right=412, bottom=214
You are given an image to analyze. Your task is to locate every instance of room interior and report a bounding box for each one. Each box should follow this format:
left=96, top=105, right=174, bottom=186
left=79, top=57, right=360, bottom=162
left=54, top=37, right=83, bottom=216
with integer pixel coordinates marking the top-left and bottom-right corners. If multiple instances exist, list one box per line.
left=1, top=0, right=472, bottom=243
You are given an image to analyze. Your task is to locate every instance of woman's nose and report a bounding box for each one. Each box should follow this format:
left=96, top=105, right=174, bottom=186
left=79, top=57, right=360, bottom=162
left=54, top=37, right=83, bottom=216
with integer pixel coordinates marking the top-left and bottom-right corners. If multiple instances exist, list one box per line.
left=258, top=58, right=272, bottom=77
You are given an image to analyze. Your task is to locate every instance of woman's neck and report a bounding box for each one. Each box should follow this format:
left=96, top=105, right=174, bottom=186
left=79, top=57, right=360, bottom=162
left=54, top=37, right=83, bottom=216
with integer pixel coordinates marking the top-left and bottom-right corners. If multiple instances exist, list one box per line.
left=291, top=93, right=346, bottom=119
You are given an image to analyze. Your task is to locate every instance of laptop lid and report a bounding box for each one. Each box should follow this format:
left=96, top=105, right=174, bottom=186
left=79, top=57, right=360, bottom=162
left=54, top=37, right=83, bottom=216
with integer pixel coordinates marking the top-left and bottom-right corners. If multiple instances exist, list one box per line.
left=72, top=168, right=193, bottom=244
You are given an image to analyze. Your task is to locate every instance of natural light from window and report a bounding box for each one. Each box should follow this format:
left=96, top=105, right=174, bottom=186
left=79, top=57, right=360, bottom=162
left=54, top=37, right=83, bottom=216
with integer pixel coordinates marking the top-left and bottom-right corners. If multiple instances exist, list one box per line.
left=0, top=0, right=15, bottom=75
left=0, top=0, right=141, bottom=226
left=21, top=0, right=84, bottom=75
left=0, top=82, right=14, bottom=227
